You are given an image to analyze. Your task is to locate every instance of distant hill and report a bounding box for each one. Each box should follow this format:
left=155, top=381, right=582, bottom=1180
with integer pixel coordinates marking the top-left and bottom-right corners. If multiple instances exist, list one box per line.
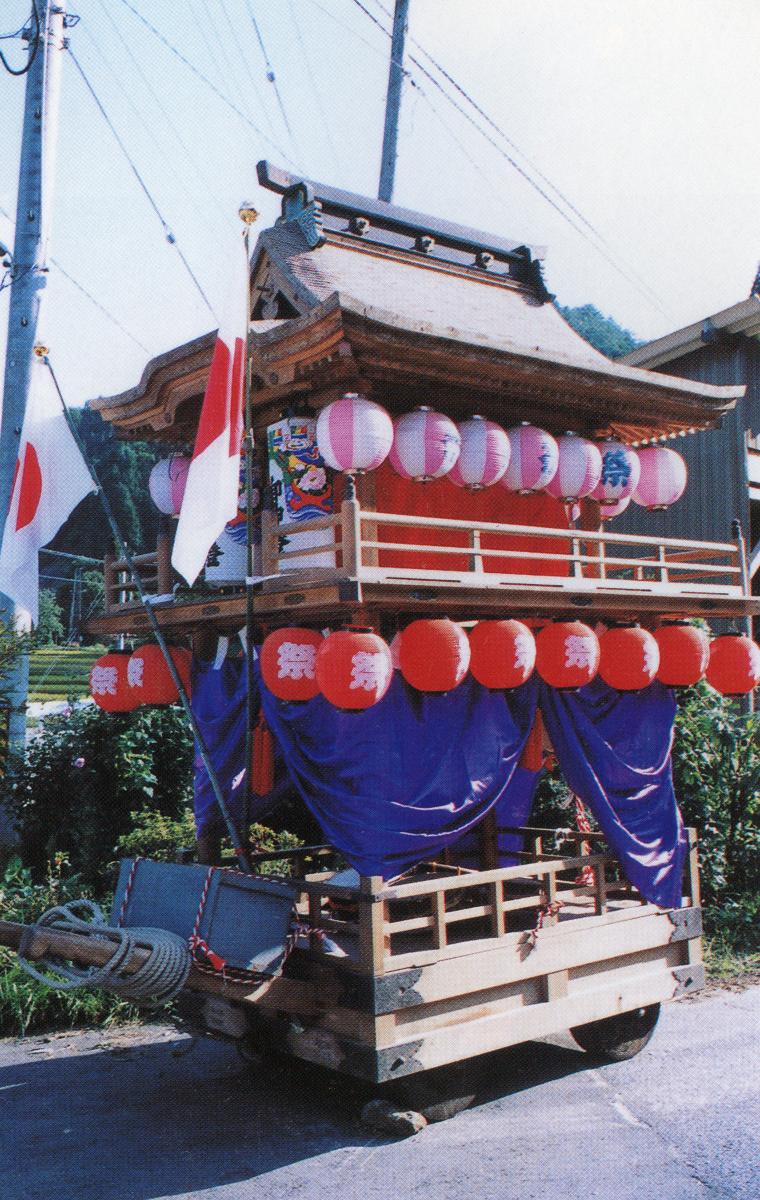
left=557, top=303, right=642, bottom=359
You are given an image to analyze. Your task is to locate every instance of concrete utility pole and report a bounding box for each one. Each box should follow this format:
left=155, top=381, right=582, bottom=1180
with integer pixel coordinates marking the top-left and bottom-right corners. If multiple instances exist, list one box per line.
left=378, top=0, right=410, bottom=203
left=0, top=2, right=67, bottom=791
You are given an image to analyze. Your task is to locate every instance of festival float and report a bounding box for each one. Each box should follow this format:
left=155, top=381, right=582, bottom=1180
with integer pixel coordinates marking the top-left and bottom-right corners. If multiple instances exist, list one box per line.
left=4, top=163, right=760, bottom=1124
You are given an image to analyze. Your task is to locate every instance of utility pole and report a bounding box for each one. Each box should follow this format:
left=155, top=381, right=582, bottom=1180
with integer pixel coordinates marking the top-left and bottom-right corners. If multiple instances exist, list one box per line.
left=378, top=0, right=410, bottom=202
left=0, top=3, right=67, bottom=797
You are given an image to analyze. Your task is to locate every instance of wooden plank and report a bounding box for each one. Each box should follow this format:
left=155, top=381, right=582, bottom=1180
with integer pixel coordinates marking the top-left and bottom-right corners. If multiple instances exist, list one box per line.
left=381, top=901, right=680, bottom=974
left=359, top=876, right=387, bottom=976
left=360, top=509, right=738, bottom=553
left=384, top=943, right=685, bottom=1045
left=382, top=965, right=689, bottom=1071
left=383, top=851, right=613, bottom=900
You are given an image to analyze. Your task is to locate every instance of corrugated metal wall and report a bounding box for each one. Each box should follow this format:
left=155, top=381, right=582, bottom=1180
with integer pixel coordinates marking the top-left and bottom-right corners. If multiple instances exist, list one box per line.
left=617, top=336, right=755, bottom=546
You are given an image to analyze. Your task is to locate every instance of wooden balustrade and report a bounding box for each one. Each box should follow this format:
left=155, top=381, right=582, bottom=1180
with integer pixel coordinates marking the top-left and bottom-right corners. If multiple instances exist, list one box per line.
left=99, top=487, right=752, bottom=618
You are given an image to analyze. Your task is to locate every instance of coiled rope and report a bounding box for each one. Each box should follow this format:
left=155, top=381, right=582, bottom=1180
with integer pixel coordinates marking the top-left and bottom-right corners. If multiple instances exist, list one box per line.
left=17, top=899, right=191, bottom=1008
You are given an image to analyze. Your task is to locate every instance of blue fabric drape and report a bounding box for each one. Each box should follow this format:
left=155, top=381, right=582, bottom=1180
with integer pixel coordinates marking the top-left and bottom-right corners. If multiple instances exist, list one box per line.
left=191, top=658, right=685, bottom=907
left=448, top=765, right=542, bottom=869
left=539, top=679, right=686, bottom=910
left=191, top=658, right=288, bottom=836
left=259, top=669, right=539, bottom=878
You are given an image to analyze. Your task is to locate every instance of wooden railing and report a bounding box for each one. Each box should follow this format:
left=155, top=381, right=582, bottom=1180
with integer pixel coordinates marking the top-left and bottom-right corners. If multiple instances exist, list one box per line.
left=103, top=524, right=172, bottom=613
left=259, top=490, right=748, bottom=600
left=284, top=826, right=701, bottom=975
left=100, top=491, right=751, bottom=614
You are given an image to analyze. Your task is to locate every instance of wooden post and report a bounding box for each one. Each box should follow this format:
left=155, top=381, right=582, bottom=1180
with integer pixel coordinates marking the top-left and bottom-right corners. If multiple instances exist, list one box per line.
left=469, top=528, right=484, bottom=574
left=359, top=875, right=386, bottom=975
left=103, top=553, right=115, bottom=614
left=260, top=489, right=279, bottom=576
left=340, top=473, right=362, bottom=576
left=156, top=516, right=172, bottom=595
left=480, top=810, right=499, bottom=871
left=657, top=543, right=669, bottom=586
left=432, top=889, right=447, bottom=950
left=684, top=826, right=701, bottom=909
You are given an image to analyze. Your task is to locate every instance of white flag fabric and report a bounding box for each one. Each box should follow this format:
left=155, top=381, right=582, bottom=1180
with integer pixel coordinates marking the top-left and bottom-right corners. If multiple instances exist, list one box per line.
left=172, top=247, right=247, bottom=585
left=0, top=357, right=95, bottom=626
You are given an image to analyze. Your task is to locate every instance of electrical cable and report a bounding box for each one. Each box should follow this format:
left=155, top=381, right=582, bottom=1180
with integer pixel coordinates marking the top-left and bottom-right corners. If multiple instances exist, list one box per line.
left=216, top=0, right=278, bottom=140
left=244, top=1, right=300, bottom=155
left=0, top=0, right=39, bottom=76
left=92, top=0, right=230, bottom=221
left=78, top=19, right=222, bottom=237
left=349, top=0, right=668, bottom=315
left=286, top=0, right=341, bottom=176
left=0, top=200, right=151, bottom=351
left=67, top=46, right=219, bottom=322
left=115, top=0, right=296, bottom=167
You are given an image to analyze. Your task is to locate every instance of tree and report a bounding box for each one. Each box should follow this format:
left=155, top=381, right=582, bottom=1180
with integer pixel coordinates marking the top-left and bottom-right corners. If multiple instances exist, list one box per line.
left=557, top=303, right=642, bottom=358
left=36, top=590, right=64, bottom=646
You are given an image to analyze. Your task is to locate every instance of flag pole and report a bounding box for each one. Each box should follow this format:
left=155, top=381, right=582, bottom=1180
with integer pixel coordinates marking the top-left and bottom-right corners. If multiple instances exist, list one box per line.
left=41, top=351, right=252, bottom=875
left=239, top=204, right=259, bottom=827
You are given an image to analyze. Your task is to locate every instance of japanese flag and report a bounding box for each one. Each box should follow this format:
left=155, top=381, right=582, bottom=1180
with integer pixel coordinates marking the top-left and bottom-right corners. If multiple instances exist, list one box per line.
left=0, top=356, right=95, bottom=626
left=172, top=245, right=247, bottom=585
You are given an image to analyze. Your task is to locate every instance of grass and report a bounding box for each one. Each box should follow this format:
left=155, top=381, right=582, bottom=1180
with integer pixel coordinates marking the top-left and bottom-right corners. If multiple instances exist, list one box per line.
left=27, top=644, right=106, bottom=704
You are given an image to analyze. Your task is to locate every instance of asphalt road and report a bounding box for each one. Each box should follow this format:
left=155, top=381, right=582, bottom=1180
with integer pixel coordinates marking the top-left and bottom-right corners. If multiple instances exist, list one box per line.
left=0, top=984, right=758, bottom=1200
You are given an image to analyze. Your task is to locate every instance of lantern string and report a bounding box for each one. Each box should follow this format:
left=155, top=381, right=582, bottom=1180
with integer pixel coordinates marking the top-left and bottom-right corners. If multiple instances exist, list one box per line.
left=43, top=355, right=252, bottom=874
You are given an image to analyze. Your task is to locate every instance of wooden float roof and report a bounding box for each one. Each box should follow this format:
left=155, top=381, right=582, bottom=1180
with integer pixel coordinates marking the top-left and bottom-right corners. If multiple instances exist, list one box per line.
left=89, top=163, right=744, bottom=446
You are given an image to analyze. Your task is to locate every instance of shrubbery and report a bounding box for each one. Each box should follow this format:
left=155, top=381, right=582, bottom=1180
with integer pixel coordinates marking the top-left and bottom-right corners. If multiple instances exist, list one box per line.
left=0, top=854, right=135, bottom=1036
left=9, top=703, right=194, bottom=890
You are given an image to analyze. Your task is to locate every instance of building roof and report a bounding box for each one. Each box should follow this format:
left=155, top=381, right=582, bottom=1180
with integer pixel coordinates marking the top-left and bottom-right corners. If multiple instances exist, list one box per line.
left=621, top=296, right=760, bottom=369
left=89, top=165, right=745, bottom=445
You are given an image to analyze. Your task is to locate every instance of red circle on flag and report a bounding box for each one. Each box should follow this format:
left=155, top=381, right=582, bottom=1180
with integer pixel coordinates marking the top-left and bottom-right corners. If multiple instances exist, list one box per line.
left=15, top=443, right=42, bottom=531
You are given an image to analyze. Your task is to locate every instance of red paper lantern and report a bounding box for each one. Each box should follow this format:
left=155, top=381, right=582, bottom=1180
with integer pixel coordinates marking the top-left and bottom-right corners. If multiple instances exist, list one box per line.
left=706, top=634, right=760, bottom=696
left=535, top=621, right=600, bottom=689
left=260, top=627, right=322, bottom=701
left=598, top=625, right=659, bottom=691
left=469, top=620, right=536, bottom=689
left=399, top=619, right=470, bottom=692
left=316, top=629, right=393, bottom=709
left=655, top=622, right=709, bottom=687
left=127, top=644, right=192, bottom=706
left=90, top=653, right=138, bottom=713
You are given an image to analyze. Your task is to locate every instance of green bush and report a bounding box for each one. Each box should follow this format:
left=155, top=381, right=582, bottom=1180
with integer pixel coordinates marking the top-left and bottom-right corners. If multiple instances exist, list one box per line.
left=115, top=808, right=197, bottom=863
left=8, top=704, right=194, bottom=890
left=671, top=684, right=760, bottom=910
left=0, top=855, right=135, bottom=1036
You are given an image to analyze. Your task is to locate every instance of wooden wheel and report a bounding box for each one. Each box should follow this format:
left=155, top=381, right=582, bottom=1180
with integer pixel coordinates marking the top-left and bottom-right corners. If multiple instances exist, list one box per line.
left=571, top=1003, right=661, bottom=1062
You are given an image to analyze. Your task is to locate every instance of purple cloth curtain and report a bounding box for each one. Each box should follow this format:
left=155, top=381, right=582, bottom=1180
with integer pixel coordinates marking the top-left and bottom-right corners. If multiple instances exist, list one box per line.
left=191, top=658, right=685, bottom=906
left=539, top=679, right=686, bottom=909
left=258, top=670, right=538, bottom=878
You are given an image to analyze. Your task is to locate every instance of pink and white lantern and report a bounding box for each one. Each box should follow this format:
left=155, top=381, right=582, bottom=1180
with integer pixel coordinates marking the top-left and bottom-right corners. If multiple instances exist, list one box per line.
left=545, top=433, right=602, bottom=503
left=632, top=446, right=687, bottom=511
left=502, top=423, right=559, bottom=494
left=599, top=495, right=631, bottom=521
left=591, top=439, right=641, bottom=505
left=389, top=407, right=461, bottom=482
left=148, top=455, right=190, bottom=516
left=447, top=415, right=511, bottom=489
left=315, top=393, right=394, bottom=473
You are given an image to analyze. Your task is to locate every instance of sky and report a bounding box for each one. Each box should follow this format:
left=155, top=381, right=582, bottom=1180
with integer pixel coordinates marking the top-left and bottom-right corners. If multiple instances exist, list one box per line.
left=1, top=0, right=759, bottom=409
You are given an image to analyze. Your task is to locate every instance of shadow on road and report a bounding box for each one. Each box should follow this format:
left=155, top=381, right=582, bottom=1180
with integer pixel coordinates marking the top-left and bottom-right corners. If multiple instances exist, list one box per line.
left=0, top=1029, right=590, bottom=1200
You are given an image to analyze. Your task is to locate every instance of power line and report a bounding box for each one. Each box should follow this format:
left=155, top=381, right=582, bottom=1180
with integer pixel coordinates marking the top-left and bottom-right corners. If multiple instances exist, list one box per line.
left=0, top=199, right=151, bottom=352
left=245, top=1, right=301, bottom=156
left=115, top=0, right=295, bottom=167
left=216, top=0, right=278, bottom=141
left=67, top=46, right=218, bottom=322
left=286, top=0, right=341, bottom=176
left=77, top=21, right=221, bottom=239
left=92, top=0, right=230, bottom=222
left=0, top=0, right=39, bottom=76
left=349, top=0, right=668, bottom=315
